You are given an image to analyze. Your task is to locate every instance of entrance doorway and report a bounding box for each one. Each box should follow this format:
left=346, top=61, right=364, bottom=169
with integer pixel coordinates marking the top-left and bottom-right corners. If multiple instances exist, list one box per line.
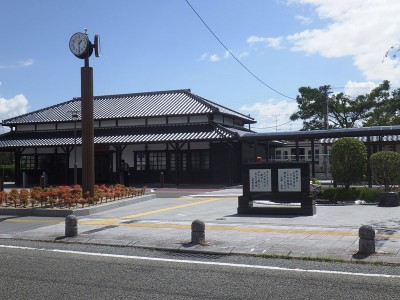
left=95, top=152, right=110, bottom=183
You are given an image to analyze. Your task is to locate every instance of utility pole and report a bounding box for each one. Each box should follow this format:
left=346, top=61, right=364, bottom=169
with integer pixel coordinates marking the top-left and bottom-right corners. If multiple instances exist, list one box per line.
left=322, top=85, right=332, bottom=179
left=322, top=85, right=331, bottom=130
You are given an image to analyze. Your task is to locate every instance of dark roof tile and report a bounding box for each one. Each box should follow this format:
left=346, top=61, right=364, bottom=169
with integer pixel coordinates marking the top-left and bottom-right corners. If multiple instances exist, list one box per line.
left=2, top=89, right=255, bottom=125
left=0, top=123, right=245, bottom=148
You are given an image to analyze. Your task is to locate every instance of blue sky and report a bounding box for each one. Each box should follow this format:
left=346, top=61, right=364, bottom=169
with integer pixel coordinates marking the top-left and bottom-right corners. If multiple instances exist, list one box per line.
left=1, top=0, right=400, bottom=132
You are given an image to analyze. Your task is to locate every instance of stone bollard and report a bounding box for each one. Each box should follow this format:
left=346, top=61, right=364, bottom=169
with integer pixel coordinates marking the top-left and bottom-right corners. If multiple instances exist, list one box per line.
left=191, top=220, right=205, bottom=245
left=358, top=225, right=375, bottom=255
left=65, top=215, right=78, bottom=237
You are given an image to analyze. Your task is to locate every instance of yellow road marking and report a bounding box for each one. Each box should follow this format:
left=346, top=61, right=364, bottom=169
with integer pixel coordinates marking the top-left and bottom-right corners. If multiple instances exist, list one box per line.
left=77, top=221, right=400, bottom=239
left=79, top=197, right=228, bottom=225
left=177, top=197, right=236, bottom=201
left=3, top=218, right=400, bottom=239
left=120, top=198, right=222, bottom=219
left=3, top=196, right=400, bottom=240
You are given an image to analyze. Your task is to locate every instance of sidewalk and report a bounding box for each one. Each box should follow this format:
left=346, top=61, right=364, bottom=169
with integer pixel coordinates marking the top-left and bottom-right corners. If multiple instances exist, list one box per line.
left=1, top=186, right=400, bottom=264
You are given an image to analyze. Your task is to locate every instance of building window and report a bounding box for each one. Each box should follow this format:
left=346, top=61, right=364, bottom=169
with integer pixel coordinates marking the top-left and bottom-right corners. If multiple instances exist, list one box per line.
left=307, top=150, right=312, bottom=160
left=135, top=152, right=147, bottom=171
left=276, top=150, right=281, bottom=160
left=315, top=149, right=320, bottom=160
left=283, top=151, right=288, bottom=160
left=20, top=155, right=35, bottom=170
left=149, top=152, right=166, bottom=170
left=191, top=150, right=209, bottom=170
left=170, top=152, right=187, bottom=171
left=37, top=154, right=52, bottom=171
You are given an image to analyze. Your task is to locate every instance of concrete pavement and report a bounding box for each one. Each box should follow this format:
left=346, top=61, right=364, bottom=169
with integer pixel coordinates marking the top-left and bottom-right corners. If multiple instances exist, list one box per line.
left=1, top=186, right=400, bottom=264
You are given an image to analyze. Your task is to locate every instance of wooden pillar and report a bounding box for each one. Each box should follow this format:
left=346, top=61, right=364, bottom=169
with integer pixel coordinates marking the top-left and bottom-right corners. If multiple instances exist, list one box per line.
left=14, top=149, right=21, bottom=186
left=367, top=136, right=372, bottom=188
left=295, top=139, right=300, bottom=162
left=175, top=142, right=180, bottom=186
left=81, top=66, right=94, bottom=197
left=311, top=140, right=315, bottom=178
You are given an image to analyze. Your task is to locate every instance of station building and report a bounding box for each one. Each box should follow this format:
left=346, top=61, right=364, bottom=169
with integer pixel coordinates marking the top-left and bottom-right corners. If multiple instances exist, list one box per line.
left=0, top=89, right=257, bottom=186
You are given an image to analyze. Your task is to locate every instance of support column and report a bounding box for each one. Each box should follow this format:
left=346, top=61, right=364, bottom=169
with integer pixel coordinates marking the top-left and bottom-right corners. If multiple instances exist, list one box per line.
left=295, top=139, right=300, bottom=162
left=367, top=136, right=372, bottom=188
left=14, top=149, right=21, bottom=186
left=311, top=140, right=315, bottom=178
left=81, top=66, right=94, bottom=197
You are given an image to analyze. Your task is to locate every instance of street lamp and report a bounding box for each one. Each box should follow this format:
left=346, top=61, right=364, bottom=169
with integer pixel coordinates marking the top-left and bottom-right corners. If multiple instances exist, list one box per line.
left=71, top=111, right=79, bottom=186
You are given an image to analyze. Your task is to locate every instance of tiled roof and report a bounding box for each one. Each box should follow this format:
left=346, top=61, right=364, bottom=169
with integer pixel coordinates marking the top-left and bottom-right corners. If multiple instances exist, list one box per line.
left=320, top=135, right=400, bottom=144
left=2, top=89, right=255, bottom=125
left=0, top=123, right=242, bottom=149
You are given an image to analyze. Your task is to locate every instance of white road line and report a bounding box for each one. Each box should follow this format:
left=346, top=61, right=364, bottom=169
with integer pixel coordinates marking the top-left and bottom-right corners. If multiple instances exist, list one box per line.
left=1, top=244, right=399, bottom=279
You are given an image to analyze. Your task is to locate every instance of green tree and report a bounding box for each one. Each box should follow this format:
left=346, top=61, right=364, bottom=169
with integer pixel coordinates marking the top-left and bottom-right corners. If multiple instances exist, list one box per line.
left=363, top=81, right=400, bottom=126
left=290, top=85, right=375, bottom=130
left=290, top=85, right=330, bottom=130
left=370, top=151, right=400, bottom=191
left=330, top=137, right=367, bottom=189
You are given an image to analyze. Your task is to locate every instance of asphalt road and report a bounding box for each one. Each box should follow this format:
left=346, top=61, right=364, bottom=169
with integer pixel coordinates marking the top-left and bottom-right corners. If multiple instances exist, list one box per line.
left=1, top=240, right=399, bottom=300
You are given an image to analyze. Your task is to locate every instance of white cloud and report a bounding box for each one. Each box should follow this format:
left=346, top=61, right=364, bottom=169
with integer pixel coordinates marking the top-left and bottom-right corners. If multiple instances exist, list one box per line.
left=198, top=51, right=241, bottom=62
left=247, top=36, right=284, bottom=49
left=343, top=81, right=377, bottom=97
left=0, top=58, right=34, bottom=69
left=285, top=0, right=400, bottom=85
left=20, top=58, right=34, bottom=67
left=0, top=94, right=29, bottom=120
left=238, top=51, right=249, bottom=59
left=209, top=54, right=221, bottom=62
left=240, top=99, right=302, bottom=132
left=295, top=15, right=312, bottom=25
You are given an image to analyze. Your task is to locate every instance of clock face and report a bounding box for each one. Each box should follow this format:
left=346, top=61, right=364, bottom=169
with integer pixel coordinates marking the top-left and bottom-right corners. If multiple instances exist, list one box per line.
left=69, top=32, right=89, bottom=57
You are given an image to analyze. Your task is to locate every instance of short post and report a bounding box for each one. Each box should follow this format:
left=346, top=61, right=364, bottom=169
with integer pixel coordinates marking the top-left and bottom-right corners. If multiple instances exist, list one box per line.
left=22, top=171, right=28, bottom=188
left=65, top=215, right=78, bottom=237
left=358, top=225, right=375, bottom=255
left=160, top=172, right=164, bottom=188
left=40, top=172, right=48, bottom=188
left=191, top=219, right=205, bottom=245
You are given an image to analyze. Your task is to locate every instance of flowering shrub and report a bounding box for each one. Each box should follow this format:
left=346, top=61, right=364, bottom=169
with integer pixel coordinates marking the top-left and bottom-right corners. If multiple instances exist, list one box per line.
left=19, top=189, right=30, bottom=208
left=9, top=189, right=20, bottom=208
left=0, top=191, right=7, bottom=206
left=0, top=184, right=146, bottom=209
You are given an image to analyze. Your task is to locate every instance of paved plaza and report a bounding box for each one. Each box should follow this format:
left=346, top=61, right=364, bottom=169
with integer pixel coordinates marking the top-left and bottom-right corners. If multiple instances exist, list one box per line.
left=1, top=186, right=400, bottom=264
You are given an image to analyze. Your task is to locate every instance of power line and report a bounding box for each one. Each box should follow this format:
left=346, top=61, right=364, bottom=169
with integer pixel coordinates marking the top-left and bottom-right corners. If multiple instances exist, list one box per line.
left=253, top=119, right=293, bottom=129
left=185, top=0, right=295, bottom=100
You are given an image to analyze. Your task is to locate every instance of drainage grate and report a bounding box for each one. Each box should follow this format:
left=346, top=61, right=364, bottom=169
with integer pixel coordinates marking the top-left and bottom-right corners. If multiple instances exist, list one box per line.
left=171, top=252, right=223, bottom=260
left=81, top=225, right=118, bottom=234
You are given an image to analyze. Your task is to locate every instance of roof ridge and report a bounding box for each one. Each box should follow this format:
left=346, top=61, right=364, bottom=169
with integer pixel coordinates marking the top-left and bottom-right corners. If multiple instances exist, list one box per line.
left=184, top=90, right=218, bottom=113
left=90, top=89, right=192, bottom=100
left=2, top=97, right=79, bottom=123
left=195, top=93, right=255, bottom=121
left=213, top=122, right=239, bottom=138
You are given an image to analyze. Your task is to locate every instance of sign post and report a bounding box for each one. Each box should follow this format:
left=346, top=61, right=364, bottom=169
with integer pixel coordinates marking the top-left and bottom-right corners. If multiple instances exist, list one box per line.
left=238, top=162, right=316, bottom=216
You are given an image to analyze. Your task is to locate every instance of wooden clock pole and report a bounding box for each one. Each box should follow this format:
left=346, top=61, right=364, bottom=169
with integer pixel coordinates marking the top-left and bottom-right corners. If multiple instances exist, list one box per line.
left=70, top=30, right=100, bottom=198
left=81, top=57, right=95, bottom=197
